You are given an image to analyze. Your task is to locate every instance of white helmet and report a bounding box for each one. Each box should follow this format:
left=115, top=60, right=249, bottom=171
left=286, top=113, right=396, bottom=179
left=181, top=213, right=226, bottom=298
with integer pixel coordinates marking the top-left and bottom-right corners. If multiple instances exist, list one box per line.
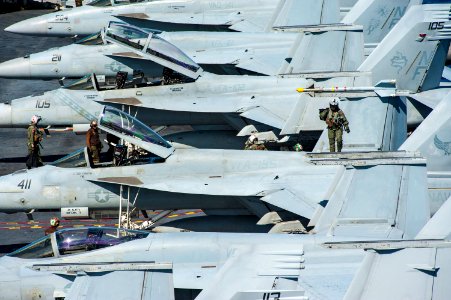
left=248, top=134, right=257, bottom=143
left=31, top=115, right=41, bottom=124
left=329, top=99, right=339, bottom=106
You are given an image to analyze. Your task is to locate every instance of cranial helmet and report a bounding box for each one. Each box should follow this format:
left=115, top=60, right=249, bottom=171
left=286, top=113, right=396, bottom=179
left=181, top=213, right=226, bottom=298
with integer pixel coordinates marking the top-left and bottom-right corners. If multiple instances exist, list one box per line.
left=50, top=217, right=60, bottom=227
left=248, top=134, right=257, bottom=143
left=293, top=143, right=303, bottom=152
left=329, top=99, right=339, bottom=106
left=90, top=120, right=98, bottom=127
left=31, top=115, right=41, bottom=124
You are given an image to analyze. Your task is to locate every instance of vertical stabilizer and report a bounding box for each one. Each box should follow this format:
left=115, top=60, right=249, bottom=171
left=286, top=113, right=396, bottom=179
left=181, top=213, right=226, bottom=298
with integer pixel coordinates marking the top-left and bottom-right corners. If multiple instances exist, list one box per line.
left=279, top=26, right=364, bottom=74
left=344, top=196, right=451, bottom=300
left=342, top=0, right=417, bottom=46
left=400, top=91, right=451, bottom=172
left=312, top=155, right=429, bottom=239
left=266, top=0, right=340, bottom=31
left=358, top=5, right=451, bottom=92
left=416, top=195, right=451, bottom=239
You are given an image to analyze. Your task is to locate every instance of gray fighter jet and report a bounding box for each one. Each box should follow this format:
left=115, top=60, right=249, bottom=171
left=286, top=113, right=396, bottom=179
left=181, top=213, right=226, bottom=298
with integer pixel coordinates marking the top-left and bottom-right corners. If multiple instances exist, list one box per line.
left=0, top=71, right=416, bottom=227
left=0, top=162, right=447, bottom=299
left=0, top=0, right=413, bottom=79
left=4, top=0, right=341, bottom=37
left=0, top=22, right=364, bottom=79
left=0, top=5, right=446, bottom=138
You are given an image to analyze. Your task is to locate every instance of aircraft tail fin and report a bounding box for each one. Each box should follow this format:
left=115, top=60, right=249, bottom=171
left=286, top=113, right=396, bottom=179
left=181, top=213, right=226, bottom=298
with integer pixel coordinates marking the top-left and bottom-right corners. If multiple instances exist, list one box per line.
left=343, top=241, right=445, bottom=300
left=276, top=25, right=365, bottom=75
left=310, top=152, right=429, bottom=239
left=416, top=195, right=451, bottom=239
left=400, top=91, right=451, bottom=172
left=342, top=0, right=417, bottom=47
left=358, top=4, right=451, bottom=93
left=263, top=0, right=340, bottom=32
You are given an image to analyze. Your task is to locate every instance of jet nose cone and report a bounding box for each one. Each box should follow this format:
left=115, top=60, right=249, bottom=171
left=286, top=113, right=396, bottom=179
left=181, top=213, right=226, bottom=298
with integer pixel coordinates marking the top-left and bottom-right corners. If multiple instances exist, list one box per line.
left=0, top=103, right=12, bottom=128
left=0, top=57, right=31, bottom=79
left=5, top=17, right=48, bottom=36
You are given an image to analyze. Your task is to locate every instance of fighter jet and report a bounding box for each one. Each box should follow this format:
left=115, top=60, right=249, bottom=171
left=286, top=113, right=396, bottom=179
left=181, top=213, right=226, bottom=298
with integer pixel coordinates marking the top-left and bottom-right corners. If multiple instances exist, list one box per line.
left=0, top=5, right=447, bottom=140
left=0, top=22, right=365, bottom=79
left=0, top=161, right=444, bottom=299
left=4, top=0, right=341, bottom=37
left=0, top=0, right=416, bottom=79
left=0, top=75, right=416, bottom=229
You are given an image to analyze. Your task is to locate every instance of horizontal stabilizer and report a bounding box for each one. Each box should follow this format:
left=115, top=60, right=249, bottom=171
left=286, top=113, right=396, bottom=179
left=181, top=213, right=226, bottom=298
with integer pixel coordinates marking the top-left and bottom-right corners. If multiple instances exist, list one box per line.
left=268, top=0, right=340, bottom=30
left=279, top=27, right=364, bottom=75
left=260, top=189, right=316, bottom=220
left=280, top=95, right=308, bottom=135
left=65, top=269, right=174, bottom=300
left=408, top=88, right=450, bottom=109
left=239, top=106, right=285, bottom=129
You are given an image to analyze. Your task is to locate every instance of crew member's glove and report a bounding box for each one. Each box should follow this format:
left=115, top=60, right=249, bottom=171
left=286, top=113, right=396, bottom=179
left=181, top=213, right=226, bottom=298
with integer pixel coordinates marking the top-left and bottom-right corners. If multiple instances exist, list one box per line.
left=345, top=126, right=350, bottom=133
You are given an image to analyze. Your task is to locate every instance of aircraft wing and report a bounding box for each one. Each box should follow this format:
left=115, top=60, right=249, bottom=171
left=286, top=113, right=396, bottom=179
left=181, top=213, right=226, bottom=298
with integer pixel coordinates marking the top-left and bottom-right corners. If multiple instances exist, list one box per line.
left=32, top=262, right=174, bottom=300
left=88, top=162, right=340, bottom=220
left=114, top=12, right=272, bottom=32
left=115, top=12, right=237, bottom=27
left=196, top=245, right=305, bottom=300
left=98, top=89, right=324, bottom=135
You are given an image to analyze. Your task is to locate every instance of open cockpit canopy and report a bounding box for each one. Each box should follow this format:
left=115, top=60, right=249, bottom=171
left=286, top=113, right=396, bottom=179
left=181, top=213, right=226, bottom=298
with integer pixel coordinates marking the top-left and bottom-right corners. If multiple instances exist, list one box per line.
left=99, top=106, right=174, bottom=158
left=8, top=227, right=149, bottom=259
left=51, top=148, right=87, bottom=168
left=104, top=22, right=202, bottom=79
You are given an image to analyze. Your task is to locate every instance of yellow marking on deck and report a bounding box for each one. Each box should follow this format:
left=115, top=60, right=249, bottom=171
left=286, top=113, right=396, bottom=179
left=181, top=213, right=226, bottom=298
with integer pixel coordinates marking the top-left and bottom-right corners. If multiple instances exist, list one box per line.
left=72, top=225, right=85, bottom=228
left=7, top=227, right=20, bottom=230
left=6, top=222, right=18, bottom=225
left=167, top=214, right=179, bottom=218
left=185, top=212, right=196, bottom=215
left=30, top=225, right=42, bottom=229
left=134, top=220, right=143, bottom=223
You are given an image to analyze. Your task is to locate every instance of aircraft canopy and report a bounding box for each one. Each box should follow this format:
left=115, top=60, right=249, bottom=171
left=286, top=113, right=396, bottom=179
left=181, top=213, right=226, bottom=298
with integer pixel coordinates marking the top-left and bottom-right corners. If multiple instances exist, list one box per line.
left=8, top=227, right=149, bottom=259
left=104, top=22, right=202, bottom=79
left=99, top=106, right=174, bottom=158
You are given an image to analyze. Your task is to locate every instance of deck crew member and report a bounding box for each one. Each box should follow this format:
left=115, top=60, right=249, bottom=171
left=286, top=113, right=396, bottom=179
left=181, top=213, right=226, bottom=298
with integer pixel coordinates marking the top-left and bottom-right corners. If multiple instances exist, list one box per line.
left=86, top=120, right=102, bottom=164
left=319, top=99, right=350, bottom=152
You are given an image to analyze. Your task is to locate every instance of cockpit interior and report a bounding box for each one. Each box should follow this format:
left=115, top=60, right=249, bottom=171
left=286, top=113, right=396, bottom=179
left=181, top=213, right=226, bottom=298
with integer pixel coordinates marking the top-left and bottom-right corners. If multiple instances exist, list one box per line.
left=8, top=227, right=149, bottom=259
left=51, top=106, right=169, bottom=169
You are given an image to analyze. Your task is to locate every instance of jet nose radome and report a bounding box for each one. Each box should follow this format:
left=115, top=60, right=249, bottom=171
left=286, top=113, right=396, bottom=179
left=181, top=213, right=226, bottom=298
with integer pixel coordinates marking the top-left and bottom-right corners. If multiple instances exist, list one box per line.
left=5, top=17, right=48, bottom=36
left=0, top=103, right=12, bottom=128
left=0, top=57, right=31, bottom=79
